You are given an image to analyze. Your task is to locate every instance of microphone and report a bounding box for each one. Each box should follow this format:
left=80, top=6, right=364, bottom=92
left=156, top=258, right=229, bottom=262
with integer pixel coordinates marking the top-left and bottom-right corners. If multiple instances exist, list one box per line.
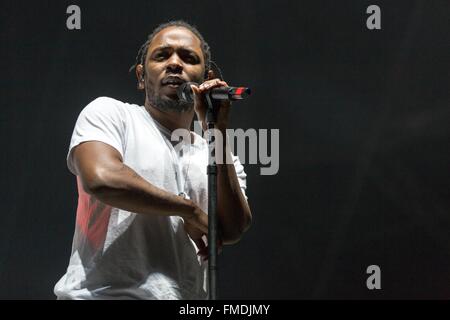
left=177, top=82, right=251, bottom=103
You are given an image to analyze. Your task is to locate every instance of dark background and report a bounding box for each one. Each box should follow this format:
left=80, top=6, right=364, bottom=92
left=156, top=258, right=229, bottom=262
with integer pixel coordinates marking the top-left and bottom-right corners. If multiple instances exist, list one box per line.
left=0, top=0, right=449, bottom=299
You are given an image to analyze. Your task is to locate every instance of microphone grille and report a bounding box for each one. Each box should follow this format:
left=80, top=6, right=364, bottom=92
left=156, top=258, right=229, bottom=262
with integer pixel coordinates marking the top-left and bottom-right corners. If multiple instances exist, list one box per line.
left=177, top=82, right=196, bottom=103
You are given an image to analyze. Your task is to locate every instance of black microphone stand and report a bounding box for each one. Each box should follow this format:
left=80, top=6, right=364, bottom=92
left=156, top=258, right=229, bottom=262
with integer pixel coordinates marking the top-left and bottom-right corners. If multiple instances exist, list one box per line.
left=178, top=80, right=250, bottom=300
left=205, top=93, right=220, bottom=300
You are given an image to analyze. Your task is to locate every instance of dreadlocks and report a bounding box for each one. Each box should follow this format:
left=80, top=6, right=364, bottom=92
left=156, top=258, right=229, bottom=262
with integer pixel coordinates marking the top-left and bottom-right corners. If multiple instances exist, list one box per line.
left=129, top=20, right=212, bottom=79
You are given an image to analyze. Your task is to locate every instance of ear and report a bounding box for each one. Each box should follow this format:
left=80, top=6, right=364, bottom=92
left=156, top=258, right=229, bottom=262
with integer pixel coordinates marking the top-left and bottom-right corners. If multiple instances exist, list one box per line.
left=136, top=64, right=145, bottom=90
left=207, top=69, right=216, bottom=80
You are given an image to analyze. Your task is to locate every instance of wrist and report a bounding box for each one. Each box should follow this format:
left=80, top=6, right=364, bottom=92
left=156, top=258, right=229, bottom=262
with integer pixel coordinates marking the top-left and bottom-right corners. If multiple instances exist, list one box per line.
left=179, top=198, right=198, bottom=219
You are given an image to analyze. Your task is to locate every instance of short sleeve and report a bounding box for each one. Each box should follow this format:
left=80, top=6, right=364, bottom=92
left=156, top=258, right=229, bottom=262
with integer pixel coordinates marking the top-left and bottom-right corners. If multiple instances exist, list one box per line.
left=232, top=154, right=248, bottom=201
left=66, top=97, right=126, bottom=175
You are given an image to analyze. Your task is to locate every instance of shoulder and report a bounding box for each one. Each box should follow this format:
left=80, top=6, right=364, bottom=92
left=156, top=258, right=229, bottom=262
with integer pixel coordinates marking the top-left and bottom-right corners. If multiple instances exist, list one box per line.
left=82, top=96, right=128, bottom=115
left=77, top=97, right=142, bottom=125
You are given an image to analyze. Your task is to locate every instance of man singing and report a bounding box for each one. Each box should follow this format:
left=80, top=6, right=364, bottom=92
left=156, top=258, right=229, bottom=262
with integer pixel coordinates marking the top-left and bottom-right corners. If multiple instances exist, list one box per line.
left=54, top=20, right=252, bottom=300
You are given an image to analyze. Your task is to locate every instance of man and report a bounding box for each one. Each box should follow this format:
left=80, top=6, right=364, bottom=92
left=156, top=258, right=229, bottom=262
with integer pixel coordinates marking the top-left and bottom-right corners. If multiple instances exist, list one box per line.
left=54, top=20, right=252, bottom=300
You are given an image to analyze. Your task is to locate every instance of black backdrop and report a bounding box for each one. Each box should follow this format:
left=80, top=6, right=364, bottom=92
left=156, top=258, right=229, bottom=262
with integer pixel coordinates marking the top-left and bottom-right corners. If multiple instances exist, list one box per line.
left=1, top=0, right=449, bottom=299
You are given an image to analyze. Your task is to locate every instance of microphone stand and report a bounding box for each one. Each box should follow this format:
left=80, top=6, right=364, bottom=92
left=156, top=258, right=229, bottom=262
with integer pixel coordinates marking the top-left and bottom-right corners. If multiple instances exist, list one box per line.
left=205, top=93, right=219, bottom=300
left=180, top=80, right=250, bottom=299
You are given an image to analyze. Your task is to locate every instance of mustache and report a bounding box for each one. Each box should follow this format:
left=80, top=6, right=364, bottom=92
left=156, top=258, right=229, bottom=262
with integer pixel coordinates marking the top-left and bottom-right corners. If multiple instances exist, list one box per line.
left=161, top=75, right=186, bottom=85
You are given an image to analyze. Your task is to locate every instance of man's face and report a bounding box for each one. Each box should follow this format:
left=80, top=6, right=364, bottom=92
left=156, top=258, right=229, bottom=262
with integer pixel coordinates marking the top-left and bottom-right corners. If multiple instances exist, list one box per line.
left=142, top=26, right=205, bottom=112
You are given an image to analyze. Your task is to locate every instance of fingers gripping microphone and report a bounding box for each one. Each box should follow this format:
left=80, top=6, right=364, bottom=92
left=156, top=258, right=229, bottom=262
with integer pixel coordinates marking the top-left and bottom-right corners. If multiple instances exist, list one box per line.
left=177, top=82, right=251, bottom=103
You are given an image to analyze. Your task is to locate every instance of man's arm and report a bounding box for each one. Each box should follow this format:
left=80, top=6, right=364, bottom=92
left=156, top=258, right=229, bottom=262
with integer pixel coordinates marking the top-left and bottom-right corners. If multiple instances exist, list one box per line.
left=72, top=140, right=208, bottom=235
left=216, top=131, right=253, bottom=245
left=191, top=78, right=253, bottom=245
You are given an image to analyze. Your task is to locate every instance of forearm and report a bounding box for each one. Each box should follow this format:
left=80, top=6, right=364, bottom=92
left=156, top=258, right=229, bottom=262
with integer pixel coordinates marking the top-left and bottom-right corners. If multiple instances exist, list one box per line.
left=193, top=79, right=252, bottom=244
left=216, top=132, right=252, bottom=244
left=86, top=162, right=195, bottom=219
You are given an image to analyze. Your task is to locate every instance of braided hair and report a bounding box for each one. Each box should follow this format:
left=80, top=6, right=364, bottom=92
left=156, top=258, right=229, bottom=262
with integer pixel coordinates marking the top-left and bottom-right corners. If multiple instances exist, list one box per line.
left=129, top=20, right=215, bottom=81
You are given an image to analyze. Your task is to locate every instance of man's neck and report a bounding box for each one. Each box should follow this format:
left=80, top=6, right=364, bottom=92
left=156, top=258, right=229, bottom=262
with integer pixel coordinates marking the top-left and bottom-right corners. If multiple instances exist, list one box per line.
left=145, top=101, right=194, bottom=132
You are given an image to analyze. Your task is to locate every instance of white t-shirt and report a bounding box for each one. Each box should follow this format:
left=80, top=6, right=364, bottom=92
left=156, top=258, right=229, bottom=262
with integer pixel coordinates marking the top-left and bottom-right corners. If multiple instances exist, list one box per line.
left=54, top=97, right=248, bottom=300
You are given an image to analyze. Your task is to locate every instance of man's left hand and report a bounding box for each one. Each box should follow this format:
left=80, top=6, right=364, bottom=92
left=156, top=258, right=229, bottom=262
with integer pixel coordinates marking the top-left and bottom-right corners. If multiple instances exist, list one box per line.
left=191, top=77, right=230, bottom=132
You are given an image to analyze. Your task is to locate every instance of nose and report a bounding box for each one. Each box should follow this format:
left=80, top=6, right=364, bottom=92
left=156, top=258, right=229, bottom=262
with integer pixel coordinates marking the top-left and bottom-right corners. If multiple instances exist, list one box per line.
left=166, top=53, right=183, bottom=74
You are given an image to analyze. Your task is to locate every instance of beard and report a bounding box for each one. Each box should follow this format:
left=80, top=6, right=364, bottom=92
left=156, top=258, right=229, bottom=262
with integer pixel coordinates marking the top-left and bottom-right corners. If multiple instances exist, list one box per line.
left=146, top=84, right=194, bottom=113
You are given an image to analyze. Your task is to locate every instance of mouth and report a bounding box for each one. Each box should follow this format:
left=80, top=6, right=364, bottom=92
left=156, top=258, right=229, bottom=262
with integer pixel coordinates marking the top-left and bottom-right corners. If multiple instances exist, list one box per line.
left=161, top=76, right=186, bottom=88
left=166, top=84, right=181, bottom=89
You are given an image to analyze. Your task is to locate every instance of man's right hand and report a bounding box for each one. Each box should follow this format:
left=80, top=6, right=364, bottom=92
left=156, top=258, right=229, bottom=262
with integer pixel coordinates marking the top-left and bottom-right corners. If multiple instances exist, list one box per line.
left=183, top=205, right=207, bottom=260
left=183, top=204, right=208, bottom=235
left=183, top=203, right=223, bottom=261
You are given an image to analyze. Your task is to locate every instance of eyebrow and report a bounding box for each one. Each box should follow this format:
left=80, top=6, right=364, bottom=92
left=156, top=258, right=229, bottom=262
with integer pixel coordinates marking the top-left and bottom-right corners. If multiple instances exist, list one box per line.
left=151, top=45, right=200, bottom=57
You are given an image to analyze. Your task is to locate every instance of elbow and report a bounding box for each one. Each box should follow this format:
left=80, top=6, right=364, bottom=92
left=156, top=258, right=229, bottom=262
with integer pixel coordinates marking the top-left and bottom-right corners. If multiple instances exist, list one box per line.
left=82, top=178, right=105, bottom=196
left=222, top=233, right=242, bottom=245
left=222, top=210, right=252, bottom=245
left=241, top=210, right=252, bottom=234
left=80, top=168, right=113, bottom=196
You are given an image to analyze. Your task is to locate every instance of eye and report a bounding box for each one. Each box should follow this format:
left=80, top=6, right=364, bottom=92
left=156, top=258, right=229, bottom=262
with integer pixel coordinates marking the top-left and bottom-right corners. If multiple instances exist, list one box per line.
left=182, top=53, right=199, bottom=64
left=154, top=51, right=168, bottom=61
left=184, top=56, right=194, bottom=63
